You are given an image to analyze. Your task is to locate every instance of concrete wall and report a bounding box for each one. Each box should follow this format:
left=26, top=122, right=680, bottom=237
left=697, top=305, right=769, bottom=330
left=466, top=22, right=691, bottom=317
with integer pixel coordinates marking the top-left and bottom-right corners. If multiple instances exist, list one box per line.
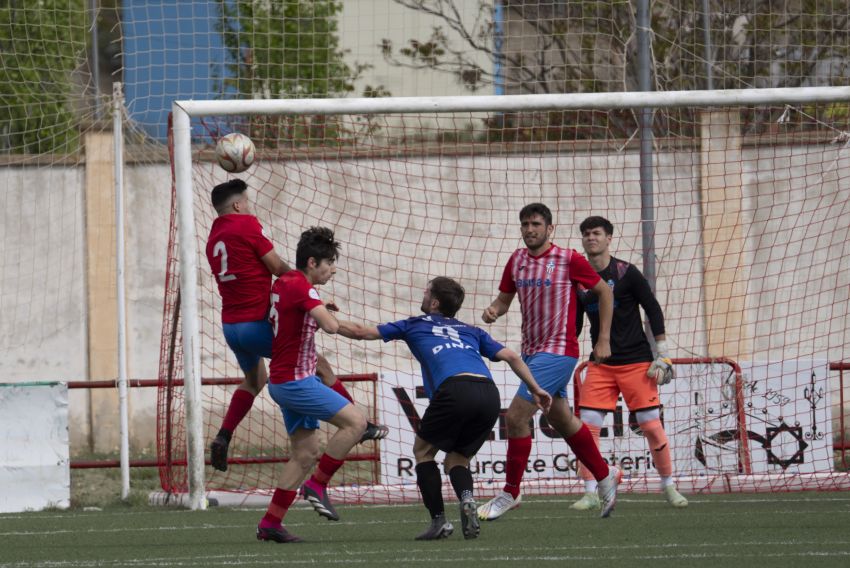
left=2, top=139, right=848, bottom=455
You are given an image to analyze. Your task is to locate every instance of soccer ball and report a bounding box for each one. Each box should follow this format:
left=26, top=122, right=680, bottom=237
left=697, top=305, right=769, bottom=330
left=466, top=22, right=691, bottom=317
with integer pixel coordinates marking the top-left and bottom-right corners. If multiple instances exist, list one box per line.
left=215, top=132, right=255, bottom=173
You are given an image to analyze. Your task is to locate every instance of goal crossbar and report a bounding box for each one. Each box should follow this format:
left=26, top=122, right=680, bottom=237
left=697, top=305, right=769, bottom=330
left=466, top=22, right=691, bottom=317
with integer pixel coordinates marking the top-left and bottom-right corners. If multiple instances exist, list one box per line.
left=175, top=86, right=850, bottom=117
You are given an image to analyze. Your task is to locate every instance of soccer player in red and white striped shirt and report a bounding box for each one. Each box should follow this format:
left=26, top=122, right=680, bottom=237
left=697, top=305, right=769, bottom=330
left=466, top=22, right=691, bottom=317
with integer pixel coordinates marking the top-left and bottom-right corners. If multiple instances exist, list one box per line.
left=476, top=203, right=622, bottom=519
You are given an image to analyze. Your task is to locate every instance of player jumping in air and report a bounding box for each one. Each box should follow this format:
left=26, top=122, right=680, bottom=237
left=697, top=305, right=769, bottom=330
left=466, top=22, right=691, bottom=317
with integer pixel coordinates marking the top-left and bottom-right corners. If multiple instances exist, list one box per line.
left=204, top=179, right=387, bottom=474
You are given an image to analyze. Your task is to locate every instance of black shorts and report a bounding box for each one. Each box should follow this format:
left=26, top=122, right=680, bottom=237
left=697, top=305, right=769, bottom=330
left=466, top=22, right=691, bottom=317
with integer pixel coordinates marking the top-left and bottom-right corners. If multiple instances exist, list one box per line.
left=418, top=375, right=501, bottom=458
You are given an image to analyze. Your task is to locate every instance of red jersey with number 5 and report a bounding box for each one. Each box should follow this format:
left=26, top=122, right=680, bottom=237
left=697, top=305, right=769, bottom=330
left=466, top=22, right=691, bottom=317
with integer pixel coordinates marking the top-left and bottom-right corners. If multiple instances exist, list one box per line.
left=268, top=270, right=324, bottom=383
left=205, top=214, right=275, bottom=324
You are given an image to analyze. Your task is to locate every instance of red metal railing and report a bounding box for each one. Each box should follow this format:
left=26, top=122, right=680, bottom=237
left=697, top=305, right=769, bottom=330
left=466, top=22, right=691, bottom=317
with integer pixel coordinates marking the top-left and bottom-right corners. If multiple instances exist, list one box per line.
left=67, top=374, right=379, bottom=469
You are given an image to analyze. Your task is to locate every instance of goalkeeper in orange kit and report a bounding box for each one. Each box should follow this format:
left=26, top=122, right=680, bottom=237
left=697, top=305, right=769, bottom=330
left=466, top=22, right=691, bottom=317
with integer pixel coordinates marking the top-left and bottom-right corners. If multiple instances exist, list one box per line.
left=572, top=216, right=688, bottom=510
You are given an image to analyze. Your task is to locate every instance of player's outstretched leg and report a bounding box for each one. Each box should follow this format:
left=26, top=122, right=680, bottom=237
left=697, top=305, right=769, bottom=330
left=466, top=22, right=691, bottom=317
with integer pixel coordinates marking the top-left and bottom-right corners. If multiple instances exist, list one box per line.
left=211, top=360, right=266, bottom=471
left=415, top=514, right=454, bottom=540
left=322, top=371, right=390, bottom=445
left=597, top=466, right=621, bottom=518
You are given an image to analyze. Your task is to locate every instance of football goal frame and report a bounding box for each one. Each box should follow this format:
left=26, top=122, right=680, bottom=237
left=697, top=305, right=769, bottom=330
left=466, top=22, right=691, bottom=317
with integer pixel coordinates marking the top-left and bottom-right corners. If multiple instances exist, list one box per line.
left=171, top=85, right=850, bottom=510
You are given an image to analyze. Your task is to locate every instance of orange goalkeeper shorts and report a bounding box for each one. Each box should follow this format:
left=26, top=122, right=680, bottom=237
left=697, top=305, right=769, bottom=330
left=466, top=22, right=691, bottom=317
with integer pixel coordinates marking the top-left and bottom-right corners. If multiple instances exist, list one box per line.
left=578, top=361, right=660, bottom=412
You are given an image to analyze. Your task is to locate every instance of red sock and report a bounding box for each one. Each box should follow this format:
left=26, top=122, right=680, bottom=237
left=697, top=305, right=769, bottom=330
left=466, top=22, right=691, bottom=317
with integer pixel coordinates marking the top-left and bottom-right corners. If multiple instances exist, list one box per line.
left=567, top=424, right=610, bottom=481
left=310, top=453, right=345, bottom=487
left=221, top=389, right=255, bottom=433
left=329, top=380, right=354, bottom=403
left=503, top=436, right=532, bottom=498
left=577, top=424, right=602, bottom=481
left=261, top=488, right=297, bottom=526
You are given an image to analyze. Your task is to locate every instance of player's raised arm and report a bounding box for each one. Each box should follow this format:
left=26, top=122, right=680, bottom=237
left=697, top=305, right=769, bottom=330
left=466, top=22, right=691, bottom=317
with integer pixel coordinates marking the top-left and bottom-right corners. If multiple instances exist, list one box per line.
left=337, top=320, right=382, bottom=340
left=494, top=347, right=552, bottom=414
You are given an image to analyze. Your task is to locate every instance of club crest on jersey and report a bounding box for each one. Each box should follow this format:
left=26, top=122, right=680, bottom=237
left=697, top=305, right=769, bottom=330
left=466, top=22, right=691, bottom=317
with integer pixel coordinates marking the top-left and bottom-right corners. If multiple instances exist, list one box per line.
left=546, top=260, right=555, bottom=275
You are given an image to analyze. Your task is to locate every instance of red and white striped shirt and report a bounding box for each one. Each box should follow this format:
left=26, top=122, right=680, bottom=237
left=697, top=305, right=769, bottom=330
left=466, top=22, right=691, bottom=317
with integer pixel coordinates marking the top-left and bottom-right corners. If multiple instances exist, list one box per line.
left=499, top=244, right=601, bottom=358
left=268, top=270, right=324, bottom=384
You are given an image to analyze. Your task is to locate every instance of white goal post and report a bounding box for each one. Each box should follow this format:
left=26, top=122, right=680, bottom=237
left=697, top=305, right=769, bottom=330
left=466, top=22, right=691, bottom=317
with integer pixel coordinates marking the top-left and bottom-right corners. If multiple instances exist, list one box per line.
left=171, top=86, right=850, bottom=510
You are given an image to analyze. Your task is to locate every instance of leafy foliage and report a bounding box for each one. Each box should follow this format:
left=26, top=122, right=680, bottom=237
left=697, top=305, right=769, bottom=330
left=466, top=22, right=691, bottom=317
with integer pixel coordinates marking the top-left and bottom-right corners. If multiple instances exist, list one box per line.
left=214, top=0, right=390, bottom=146
left=0, top=1, right=87, bottom=154
left=383, top=0, right=850, bottom=94
left=381, top=0, right=850, bottom=140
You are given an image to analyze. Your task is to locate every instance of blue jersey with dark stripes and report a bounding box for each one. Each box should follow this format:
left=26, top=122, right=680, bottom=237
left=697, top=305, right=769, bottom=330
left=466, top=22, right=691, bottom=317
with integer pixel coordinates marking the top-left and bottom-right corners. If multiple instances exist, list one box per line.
left=377, top=314, right=505, bottom=399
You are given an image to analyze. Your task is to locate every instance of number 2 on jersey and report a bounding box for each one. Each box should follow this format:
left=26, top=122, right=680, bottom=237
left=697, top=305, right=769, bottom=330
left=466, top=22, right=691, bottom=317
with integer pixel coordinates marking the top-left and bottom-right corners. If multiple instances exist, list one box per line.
left=212, top=241, right=236, bottom=282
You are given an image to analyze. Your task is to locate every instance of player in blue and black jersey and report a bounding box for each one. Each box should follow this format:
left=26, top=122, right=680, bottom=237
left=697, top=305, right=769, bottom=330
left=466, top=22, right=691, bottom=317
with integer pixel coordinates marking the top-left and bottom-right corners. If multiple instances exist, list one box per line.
left=338, top=276, right=551, bottom=541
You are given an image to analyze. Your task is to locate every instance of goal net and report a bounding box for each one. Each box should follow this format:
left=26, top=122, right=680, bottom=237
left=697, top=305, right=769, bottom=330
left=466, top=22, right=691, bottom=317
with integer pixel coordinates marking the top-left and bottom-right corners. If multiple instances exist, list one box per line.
left=159, top=89, right=850, bottom=507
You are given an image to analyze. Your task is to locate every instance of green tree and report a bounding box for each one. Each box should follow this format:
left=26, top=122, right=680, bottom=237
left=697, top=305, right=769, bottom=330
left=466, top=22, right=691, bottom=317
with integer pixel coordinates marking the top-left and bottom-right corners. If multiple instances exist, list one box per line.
left=383, top=0, right=850, bottom=95
left=216, top=0, right=360, bottom=99
left=0, top=1, right=87, bottom=154
left=215, top=0, right=389, bottom=145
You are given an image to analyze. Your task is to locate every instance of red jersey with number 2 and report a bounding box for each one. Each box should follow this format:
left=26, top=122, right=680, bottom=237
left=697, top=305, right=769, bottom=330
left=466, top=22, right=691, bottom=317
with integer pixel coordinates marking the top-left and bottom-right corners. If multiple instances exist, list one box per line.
left=205, top=214, right=275, bottom=324
left=268, top=270, right=324, bottom=384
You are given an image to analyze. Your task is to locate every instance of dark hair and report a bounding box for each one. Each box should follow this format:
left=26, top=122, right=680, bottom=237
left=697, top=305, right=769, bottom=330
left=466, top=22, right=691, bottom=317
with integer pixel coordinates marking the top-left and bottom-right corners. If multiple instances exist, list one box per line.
left=579, top=216, right=615, bottom=236
left=296, top=226, right=341, bottom=270
left=211, top=179, right=247, bottom=212
left=429, top=276, right=465, bottom=318
left=519, top=203, right=553, bottom=225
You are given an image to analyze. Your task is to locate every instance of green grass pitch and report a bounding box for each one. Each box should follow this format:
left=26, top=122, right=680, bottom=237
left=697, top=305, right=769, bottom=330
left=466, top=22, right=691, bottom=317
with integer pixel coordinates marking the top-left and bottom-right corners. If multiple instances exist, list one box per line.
left=2, top=493, right=849, bottom=567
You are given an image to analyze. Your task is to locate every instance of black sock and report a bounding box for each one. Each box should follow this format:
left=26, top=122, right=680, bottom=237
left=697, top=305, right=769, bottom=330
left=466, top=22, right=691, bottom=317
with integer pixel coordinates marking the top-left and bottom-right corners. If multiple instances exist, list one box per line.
left=448, top=465, right=474, bottom=501
left=216, top=429, right=232, bottom=442
left=415, top=461, right=444, bottom=519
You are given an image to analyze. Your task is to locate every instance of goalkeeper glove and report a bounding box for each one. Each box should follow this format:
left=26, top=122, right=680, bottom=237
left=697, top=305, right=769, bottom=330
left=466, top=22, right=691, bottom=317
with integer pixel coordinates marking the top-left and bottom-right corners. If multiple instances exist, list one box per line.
left=648, top=340, right=675, bottom=386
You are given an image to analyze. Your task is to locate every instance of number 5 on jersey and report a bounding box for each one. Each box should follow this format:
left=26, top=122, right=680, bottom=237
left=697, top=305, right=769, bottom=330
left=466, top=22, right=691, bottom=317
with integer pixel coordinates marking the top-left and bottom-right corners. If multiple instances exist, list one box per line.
left=269, top=293, right=280, bottom=336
